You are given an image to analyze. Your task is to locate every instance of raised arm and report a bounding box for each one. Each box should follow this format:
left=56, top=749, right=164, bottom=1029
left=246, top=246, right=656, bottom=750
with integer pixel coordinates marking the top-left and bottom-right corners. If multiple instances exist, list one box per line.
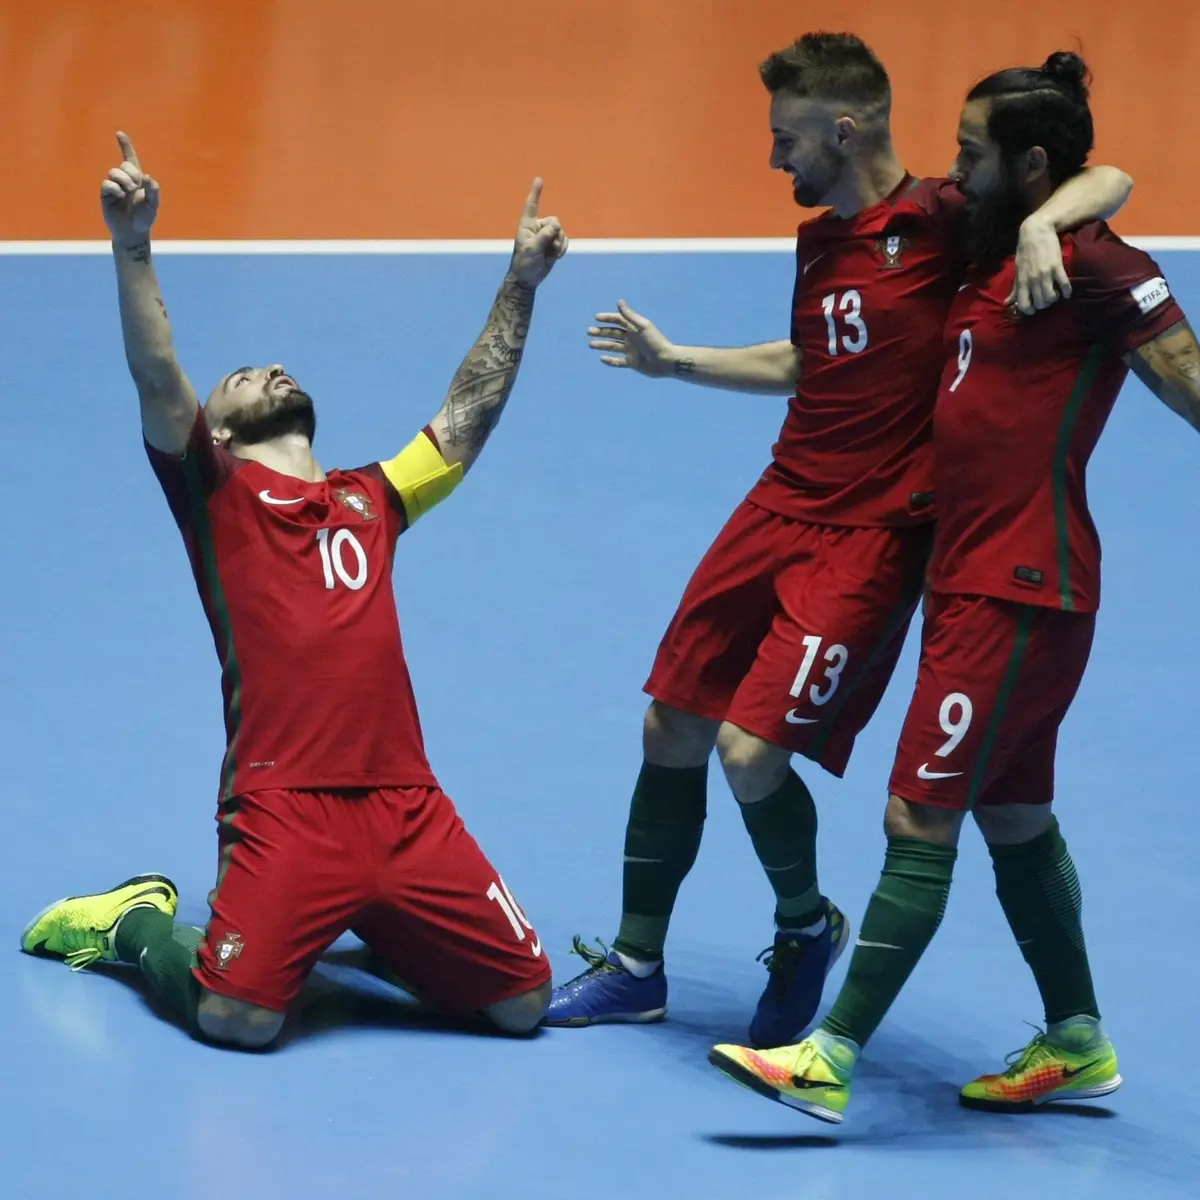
left=1125, top=318, right=1200, bottom=432
left=102, top=132, right=199, bottom=455
left=426, top=179, right=567, bottom=475
left=588, top=301, right=800, bottom=394
left=1011, top=165, right=1134, bottom=313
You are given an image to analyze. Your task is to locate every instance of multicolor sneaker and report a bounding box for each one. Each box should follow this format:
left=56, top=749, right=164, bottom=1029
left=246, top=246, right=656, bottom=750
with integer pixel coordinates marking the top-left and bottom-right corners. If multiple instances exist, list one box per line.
left=748, top=900, right=849, bottom=1048
left=20, top=874, right=178, bottom=971
left=960, top=1016, right=1121, bottom=1111
left=542, top=937, right=667, bottom=1027
left=709, top=1029, right=859, bottom=1124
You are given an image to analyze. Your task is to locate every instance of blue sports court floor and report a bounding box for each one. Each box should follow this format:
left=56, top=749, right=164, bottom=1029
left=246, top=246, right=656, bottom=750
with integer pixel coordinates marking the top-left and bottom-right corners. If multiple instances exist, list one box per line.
left=3, top=247, right=1199, bottom=1199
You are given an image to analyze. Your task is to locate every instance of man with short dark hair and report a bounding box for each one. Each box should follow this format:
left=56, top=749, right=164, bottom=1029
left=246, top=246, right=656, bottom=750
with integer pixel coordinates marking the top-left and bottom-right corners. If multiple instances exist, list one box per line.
left=548, top=32, right=1134, bottom=1050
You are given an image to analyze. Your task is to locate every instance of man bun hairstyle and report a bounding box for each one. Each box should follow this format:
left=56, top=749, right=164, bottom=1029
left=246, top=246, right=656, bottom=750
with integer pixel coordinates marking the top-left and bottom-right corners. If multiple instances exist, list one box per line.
left=967, top=50, right=1094, bottom=184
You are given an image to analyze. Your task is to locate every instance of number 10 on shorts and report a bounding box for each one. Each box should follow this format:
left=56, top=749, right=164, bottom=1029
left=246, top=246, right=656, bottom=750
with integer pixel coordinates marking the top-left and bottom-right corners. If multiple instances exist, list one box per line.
left=488, top=879, right=543, bottom=957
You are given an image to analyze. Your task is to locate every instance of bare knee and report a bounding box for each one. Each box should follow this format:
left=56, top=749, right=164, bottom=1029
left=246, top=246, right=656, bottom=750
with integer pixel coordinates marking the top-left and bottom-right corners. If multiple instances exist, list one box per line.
left=642, top=701, right=718, bottom=768
left=483, top=981, right=551, bottom=1035
left=884, top=793, right=965, bottom=847
left=974, top=803, right=1055, bottom=846
left=197, top=990, right=285, bottom=1049
left=716, top=721, right=790, bottom=803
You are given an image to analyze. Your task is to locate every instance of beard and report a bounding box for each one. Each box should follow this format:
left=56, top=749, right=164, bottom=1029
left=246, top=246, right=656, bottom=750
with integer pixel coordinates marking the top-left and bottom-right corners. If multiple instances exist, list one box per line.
left=790, top=143, right=845, bottom=208
left=224, top=388, right=317, bottom=446
left=963, top=169, right=1030, bottom=271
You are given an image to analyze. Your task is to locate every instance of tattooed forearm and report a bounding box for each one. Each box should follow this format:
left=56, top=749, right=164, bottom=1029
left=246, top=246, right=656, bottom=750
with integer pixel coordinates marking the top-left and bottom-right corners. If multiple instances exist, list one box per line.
left=125, top=240, right=151, bottom=265
left=439, top=275, right=536, bottom=460
left=1131, top=319, right=1200, bottom=431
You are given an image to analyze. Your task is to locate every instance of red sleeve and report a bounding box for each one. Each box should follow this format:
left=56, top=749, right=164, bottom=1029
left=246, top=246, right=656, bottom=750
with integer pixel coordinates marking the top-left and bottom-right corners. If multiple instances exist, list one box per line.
left=1069, top=224, right=1187, bottom=352
left=144, top=409, right=241, bottom=530
left=899, top=176, right=968, bottom=237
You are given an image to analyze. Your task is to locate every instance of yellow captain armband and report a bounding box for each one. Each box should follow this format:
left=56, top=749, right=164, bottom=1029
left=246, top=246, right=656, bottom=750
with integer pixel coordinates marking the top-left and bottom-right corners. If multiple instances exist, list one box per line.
left=380, top=432, right=464, bottom=524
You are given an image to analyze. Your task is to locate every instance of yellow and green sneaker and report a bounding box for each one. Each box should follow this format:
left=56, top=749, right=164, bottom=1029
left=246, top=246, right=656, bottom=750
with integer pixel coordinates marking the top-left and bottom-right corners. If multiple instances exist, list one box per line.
left=709, top=1030, right=859, bottom=1124
left=960, top=1017, right=1121, bottom=1111
left=20, top=874, right=178, bottom=971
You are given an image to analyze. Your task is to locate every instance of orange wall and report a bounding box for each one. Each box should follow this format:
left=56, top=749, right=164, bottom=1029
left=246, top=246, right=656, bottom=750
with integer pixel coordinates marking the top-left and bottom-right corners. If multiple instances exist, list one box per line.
left=3, top=0, right=1197, bottom=239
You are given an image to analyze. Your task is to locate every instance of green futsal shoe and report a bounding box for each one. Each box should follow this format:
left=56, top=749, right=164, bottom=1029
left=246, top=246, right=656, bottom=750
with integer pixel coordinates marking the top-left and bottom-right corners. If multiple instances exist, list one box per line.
left=20, top=874, right=178, bottom=971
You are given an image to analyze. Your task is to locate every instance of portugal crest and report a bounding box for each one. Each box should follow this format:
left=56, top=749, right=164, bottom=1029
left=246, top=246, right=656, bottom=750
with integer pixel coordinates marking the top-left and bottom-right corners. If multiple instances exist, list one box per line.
left=213, top=932, right=244, bottom=970
left=333, top=487, right=377, bottom=520
left=877, top=234, right=907, bottom=269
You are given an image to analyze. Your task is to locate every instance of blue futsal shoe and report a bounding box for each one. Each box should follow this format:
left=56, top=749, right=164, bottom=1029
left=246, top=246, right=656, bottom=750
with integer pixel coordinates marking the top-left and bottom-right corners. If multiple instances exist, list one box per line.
left=543, top=937, right=668, bottom=1027
left=748, top=900, right=850, bottom=1049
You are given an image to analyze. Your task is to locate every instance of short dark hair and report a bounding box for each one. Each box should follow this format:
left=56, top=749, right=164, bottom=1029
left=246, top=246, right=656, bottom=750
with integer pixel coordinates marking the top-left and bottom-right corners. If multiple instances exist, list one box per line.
left=760, top=32, right=891, bottom=115
left=967, top=51, right=1094, bottom=185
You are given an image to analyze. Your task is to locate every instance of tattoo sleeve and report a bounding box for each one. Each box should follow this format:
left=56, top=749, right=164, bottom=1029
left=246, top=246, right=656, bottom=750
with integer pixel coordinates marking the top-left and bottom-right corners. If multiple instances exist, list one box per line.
left=1128, top=318, right=1200, bottom=431
left=438, top=274, right=536, bottom=463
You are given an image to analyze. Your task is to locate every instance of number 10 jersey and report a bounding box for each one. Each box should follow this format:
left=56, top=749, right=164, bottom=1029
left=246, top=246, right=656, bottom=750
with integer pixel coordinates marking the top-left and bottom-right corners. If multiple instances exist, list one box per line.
left=147, top=410, right=439, bottom=800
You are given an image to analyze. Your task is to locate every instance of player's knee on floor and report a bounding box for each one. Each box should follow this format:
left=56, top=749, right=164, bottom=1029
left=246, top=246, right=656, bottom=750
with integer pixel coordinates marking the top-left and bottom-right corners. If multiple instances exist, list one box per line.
left=973, top=802, right=1055, bottom=846
left=884, top=793, right=965, bottom=847
left=482, top=981, right=552, bottom=1035
left=197, top=990, right=285, bottom=1049
left=716, top=721, right=790, bottom=802
left=643, top=701, right=719, bottom=767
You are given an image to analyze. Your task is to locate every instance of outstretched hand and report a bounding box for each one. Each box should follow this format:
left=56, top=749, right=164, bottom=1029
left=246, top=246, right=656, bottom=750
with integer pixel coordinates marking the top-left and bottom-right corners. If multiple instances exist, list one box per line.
left=101, top=132, right=161, bottom=247
left=509, top=179, right=568, bottom=287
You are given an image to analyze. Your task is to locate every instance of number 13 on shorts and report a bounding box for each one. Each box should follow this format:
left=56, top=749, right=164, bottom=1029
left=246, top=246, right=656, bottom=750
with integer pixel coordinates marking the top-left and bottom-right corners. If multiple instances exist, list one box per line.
left=787, top=633, right=849, bottom=722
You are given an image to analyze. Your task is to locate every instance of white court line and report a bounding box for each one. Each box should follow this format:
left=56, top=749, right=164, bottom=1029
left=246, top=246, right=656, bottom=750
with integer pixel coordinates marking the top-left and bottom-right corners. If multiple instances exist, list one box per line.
left=0, top=236, right=1198, bottom=254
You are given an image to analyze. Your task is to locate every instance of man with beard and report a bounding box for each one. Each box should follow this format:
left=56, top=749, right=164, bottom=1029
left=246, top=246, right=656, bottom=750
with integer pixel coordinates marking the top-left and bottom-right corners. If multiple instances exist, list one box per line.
left=710, top=51, right=1200, bottom=1122
left=547, top=33, right=1133, bottom=1050
left=20, top=134, right=567, bottom=1048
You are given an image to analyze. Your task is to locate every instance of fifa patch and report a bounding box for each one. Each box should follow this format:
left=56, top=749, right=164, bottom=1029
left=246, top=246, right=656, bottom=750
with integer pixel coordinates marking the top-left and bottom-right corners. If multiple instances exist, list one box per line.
left=334, top=487, right=377, bottom=520
left=213, top=932, right=245, bottom=969
left=877, top=234, right=907, bottom=268
left=1013, top=566, right=1044, bottom=586
left=1130, top=276, right=1170, bottom=314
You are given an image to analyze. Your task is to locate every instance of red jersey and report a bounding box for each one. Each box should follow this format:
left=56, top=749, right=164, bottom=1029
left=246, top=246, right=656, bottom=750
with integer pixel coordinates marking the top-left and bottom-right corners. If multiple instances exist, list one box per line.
left=148, top=411, right=439, bottom=799
left=929, top=222, right=1185, bottom=612
left=748, top=176, right=968, bottom=527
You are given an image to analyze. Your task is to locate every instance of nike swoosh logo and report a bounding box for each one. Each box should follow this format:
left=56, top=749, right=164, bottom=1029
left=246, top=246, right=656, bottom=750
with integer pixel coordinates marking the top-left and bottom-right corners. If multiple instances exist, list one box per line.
left=917, top=763, right=964, bottom=780
left=259, top=490, right=305, bottom=506
left=802, top=252, right=828, bottom=275
left=785, top=710, right=819, bottom=725
left=531, top=935, right=543, bottom=958
left=623, top=856, right=664, bottom=864
left=788, top=1077, right=847, bottom=1091
left=855, top=938, right=903, bottom=950
left=1061, top=1058, right=1101, bottom=1079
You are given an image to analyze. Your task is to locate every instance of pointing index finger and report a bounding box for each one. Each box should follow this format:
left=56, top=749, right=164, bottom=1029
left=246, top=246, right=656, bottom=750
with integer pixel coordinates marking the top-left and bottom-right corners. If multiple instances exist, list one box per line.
left=523, top=177, right=544, bottom=218
left=116, top=131, right=140, bottom=169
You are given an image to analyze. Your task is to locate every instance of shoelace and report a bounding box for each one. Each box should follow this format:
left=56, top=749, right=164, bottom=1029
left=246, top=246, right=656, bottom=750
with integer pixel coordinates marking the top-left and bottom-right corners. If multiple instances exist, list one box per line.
left=61, top=926, right=107, bottom=972
left=755, top=939, right=806, bottom=973
left=569, top=935, right=617, bottom=973
left=1002, top=1027, right=1055, bottom=1077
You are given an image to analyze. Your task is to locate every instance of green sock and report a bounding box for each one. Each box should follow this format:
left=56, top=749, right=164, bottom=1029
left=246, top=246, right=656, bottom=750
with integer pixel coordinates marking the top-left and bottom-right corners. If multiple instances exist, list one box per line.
left=989, top=818, right=1100, bottom=1025
left=613, top=762, right=708, bottom=961
left=737, top=769, right=822, bottom=929
left=822, top=836, right=957, bottom=1047
left=115, top=907, right=204, bottom=1030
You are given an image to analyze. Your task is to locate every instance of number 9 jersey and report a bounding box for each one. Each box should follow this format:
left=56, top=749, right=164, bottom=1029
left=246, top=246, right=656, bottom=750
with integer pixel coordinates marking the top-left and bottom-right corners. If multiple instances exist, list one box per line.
left=147, top=410, right=453, bottom=801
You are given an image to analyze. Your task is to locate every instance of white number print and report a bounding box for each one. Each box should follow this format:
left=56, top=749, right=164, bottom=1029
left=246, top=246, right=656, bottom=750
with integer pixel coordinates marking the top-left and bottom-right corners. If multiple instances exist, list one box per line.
left=935, top=692, right=973, bottom=757
left=487, top=879, right=543, bottom=957
left=948, top=328, right=973, bottom=393
left=821, top=289, right=870, bottom=356
left=789, top=635, right=851, bottom=707
left=315, top=527, right=369, bottom=591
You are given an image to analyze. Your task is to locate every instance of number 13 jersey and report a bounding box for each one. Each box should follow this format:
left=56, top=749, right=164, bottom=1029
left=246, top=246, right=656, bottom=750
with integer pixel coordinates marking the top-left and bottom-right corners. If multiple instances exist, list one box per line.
left=147, top=410, right=439, bottom=800
left=748, top=175, right=968, bottom=528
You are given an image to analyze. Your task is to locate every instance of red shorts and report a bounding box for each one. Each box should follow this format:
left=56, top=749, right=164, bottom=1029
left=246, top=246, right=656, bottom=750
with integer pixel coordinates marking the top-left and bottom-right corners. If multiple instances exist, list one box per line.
left=645, top=500, right=931, bottom=776
left=889, top=593, right=1096, bottom=810
left=194, top=786, right=551, bottom=1013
